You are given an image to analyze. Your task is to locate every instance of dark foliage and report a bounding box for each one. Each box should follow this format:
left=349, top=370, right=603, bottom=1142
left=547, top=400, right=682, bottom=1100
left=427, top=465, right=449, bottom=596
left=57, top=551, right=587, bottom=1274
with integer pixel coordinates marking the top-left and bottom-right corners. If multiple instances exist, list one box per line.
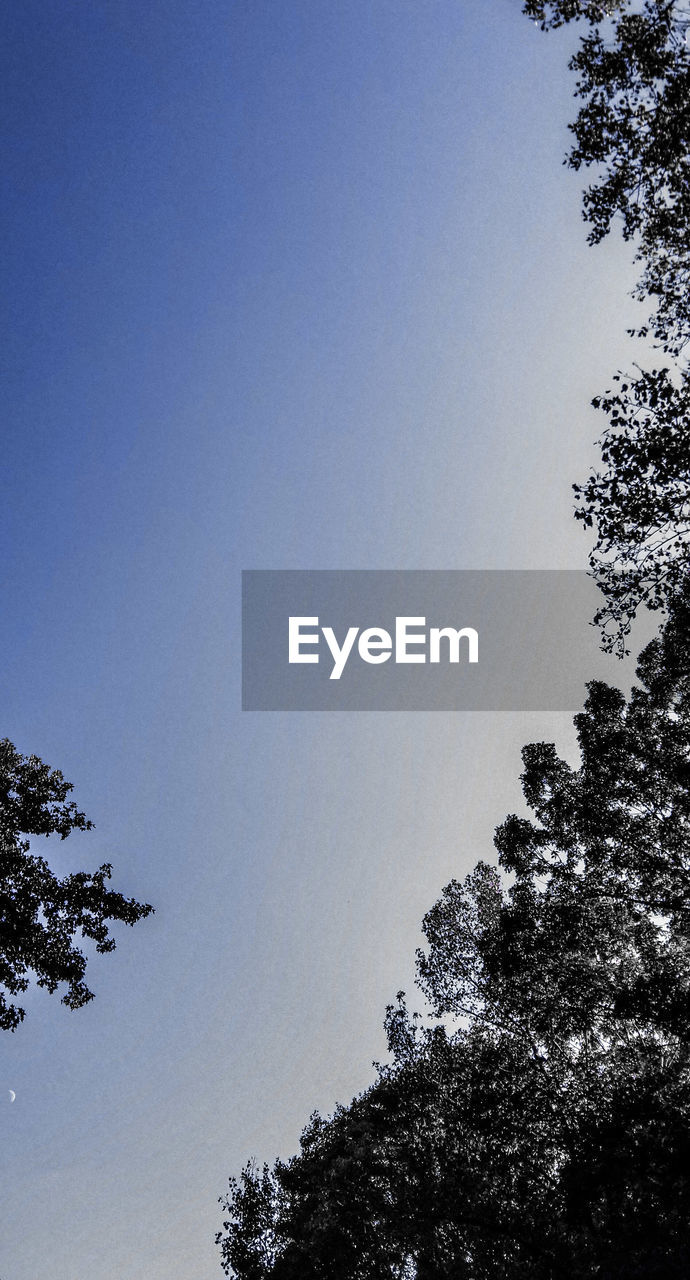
left=574, top=366, right=690, bottom=650
left=217, top=6, right=690, bottom=1271
left=0, top=738, right=153, bottom=1030
left=520, top=2, right=690, bottom=647
left=218, top=595, right=690, bottom=1278
left=565, top=1, right=690, bottom=358
left=524, top=1, right=627, bottom=33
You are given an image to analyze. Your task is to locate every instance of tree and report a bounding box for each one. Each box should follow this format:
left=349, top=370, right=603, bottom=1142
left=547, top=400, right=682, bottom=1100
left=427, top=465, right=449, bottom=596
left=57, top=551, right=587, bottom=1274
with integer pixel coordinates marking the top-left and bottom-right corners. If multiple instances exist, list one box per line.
left=218, top=1023, right=569, bottom=1280
left=218, top=592, right=690, bottom=1278
left=564, top=1, right=690, bottom=358
left=524, top=2, right=627, bottom=29
left=547, top=0, right=690, bottom=647
left=520, top=2, right=690, bottom=648
left=0, top=738, right=153, bottom=1031
left=218, top=5, right=690, bottom=1271
left=573, top=366, right=690, bottom=651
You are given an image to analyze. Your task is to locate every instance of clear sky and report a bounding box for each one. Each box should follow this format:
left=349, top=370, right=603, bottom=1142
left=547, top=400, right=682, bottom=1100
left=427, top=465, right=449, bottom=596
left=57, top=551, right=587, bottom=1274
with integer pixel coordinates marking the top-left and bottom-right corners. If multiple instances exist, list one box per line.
left=1, top=2, right=646, bottom=1277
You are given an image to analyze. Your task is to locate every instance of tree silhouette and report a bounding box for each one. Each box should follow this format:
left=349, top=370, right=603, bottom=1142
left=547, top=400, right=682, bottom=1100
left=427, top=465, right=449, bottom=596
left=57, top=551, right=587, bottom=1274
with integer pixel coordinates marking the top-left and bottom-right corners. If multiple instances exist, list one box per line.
left=218, top=593, right=690, bottom=1278
left=564, top=1, right=690, bottom=358
left=0, top=738, right=153, bottom=1031
left=534, top=0, right=690, bottom=648
left=523, top=1, right=690, bottom=647
left=574, top=366, right=690, bottom=651
left=218, top=4, right=690, bottom=1272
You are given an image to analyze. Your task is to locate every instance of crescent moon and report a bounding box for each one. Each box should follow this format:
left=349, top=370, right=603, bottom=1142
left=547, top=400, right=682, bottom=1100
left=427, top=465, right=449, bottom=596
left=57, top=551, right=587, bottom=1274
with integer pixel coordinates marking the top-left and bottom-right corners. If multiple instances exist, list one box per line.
left=8, top=1090, right=15, bottom=1103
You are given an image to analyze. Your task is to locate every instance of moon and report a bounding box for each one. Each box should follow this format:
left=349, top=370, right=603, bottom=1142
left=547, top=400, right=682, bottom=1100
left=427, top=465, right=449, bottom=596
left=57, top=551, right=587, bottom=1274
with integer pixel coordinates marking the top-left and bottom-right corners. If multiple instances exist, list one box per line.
left=8, top=1090, right=15, bottom=1103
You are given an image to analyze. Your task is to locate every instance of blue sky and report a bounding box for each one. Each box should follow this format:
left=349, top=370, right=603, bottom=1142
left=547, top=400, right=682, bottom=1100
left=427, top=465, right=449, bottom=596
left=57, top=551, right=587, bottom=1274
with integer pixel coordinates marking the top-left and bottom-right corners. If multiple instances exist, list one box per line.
left=1, top=3, right=645, bottom=1277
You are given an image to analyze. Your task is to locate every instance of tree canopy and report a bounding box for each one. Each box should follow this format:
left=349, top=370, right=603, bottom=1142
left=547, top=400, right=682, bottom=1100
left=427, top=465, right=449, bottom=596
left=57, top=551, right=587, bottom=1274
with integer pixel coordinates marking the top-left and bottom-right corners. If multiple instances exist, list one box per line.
left=0, top=738, right=153, bottom=1031
left=218, top=4, right=690, bottom=1272
left=574, top=365, right=690, bottom=649
left=524, top=2, right=628, bottom=30
left=218, top=592, right=690, bottom=1277
left=524, top=0, right=690, bottom=647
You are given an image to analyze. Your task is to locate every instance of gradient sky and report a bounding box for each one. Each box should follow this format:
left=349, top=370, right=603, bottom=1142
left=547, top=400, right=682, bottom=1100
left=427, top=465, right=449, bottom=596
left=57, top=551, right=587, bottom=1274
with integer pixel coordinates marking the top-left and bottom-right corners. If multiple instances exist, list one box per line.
left=1, top=3, right=648, bottom=1277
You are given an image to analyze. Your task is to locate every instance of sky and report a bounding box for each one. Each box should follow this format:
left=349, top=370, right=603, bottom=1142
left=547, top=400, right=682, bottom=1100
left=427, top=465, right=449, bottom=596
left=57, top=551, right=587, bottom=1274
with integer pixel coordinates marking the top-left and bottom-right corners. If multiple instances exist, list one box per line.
left=0, top=2, right=649, bottom=1277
